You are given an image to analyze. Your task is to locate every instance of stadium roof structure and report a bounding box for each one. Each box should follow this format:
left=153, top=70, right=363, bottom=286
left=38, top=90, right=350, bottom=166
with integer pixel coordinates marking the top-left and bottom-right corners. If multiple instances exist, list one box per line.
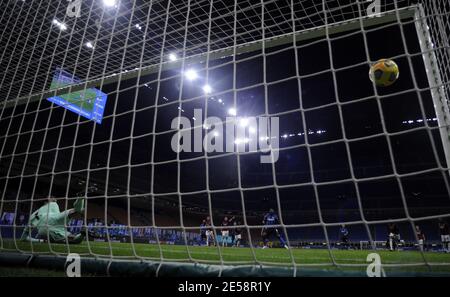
left=0, top=0, right=418, bottom=108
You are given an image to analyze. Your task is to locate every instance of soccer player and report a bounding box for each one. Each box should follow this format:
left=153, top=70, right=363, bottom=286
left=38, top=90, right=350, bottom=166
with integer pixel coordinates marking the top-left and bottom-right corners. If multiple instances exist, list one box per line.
left=261, top=209, right=288, bottom=249
left=221, top=216, right=234, bottom=247
left=233, top=221, right=242, bottom=247
left=438, top=219, right=450, bottom=253
left=415, top=225, right=426, bottom=251
left=387, top=222, right=400, bottom=251
left=21, top=197, right=85, bottom=244
left=205, top=216, right=215, bottom=247
left=339, top=224, right=349, bottom=249
left=230, top=220, right=235, bottom=245
left=200, top=219, right=207, bottom=246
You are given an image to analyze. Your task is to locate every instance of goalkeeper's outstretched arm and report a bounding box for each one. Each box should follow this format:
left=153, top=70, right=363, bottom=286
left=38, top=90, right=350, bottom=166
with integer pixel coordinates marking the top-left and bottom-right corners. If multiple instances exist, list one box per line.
left=20, top=225, right=30, bottom=241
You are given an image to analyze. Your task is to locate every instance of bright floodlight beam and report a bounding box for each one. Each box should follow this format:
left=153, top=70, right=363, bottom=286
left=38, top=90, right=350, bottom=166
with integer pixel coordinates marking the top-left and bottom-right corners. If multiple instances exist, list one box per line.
left=103, top=0, right=117, bottom=7
left=169, top=53, right=177, bottom=61
left=85, top=41, right=94, bottom=49
left=228, top=108, right=237, bottom=116
left=239, top=118, right=249, bottom=127
left=185, top=69, right=198, bottom=81
left=52, top=19, right=67, bottom=31
left=235, top=138, right=249, bottom=144
left=203, top=84, right=212, bottom=94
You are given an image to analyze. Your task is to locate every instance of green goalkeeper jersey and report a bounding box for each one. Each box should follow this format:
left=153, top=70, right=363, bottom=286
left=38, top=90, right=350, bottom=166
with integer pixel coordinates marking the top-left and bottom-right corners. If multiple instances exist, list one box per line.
left=21, top=202, right=71, bottom=242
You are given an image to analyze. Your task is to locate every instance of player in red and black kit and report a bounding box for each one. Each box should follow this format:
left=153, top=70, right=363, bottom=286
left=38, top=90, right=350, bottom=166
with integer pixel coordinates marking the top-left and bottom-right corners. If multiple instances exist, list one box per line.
left=232, top=220, right=243, bottom=247
left=387, top=222, right=400, bottom=251
left=415, top=225, right=426, bottom=251
left=221, top=216, right=234, bottom=247
left=438, top=219, right=450, bottom=253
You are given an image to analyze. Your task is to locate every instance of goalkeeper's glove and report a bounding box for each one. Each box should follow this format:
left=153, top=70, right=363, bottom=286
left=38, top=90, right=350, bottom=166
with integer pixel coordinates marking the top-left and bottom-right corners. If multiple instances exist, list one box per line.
left=73, top=198, right=85, bottom=214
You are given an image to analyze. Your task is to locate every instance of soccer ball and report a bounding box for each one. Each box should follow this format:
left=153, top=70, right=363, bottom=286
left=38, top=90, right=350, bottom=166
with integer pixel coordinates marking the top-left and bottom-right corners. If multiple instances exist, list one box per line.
left=369, top=59, right=399, bottom=87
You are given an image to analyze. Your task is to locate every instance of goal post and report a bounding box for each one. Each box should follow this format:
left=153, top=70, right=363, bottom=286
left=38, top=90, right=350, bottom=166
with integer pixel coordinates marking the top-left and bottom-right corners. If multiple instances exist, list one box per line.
left=414, top=4, right=450, bottom=174
left=1, top=0, right=450, bottom=277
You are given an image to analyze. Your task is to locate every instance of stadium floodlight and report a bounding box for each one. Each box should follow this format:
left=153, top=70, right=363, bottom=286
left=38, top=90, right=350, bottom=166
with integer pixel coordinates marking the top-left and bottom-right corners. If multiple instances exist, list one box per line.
left=168, top=53, right=177, bottom=62
left=184, top=69, right=198, bottom=81
left=85, top=41, right=94, bottom=49
left=102, top=0, right=117, bottom=7
left=228, top=107, right=237, bottom=116
left=202, top=84, right=212, bottom=94
left=52, top=19, right=67, bottom=31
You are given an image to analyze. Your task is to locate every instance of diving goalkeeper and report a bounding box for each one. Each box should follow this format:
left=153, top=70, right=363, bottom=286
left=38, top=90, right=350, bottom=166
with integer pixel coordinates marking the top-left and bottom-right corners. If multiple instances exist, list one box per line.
left=21, top=197, right=86, bottom=244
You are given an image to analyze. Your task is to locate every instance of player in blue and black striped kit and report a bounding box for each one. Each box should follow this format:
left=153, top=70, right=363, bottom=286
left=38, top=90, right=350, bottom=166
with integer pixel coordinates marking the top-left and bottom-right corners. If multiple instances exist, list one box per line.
left=261, top=209, right=288, bottom=249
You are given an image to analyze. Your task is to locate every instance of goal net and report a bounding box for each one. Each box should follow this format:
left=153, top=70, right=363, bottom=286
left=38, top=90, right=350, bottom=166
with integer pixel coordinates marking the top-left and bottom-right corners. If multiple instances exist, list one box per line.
left=0, top=0, right=450, bottom=277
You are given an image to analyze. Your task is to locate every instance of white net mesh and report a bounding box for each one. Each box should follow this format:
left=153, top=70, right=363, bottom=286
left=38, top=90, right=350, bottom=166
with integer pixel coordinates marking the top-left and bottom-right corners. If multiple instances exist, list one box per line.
left=0, top=0, right=450, bottom=276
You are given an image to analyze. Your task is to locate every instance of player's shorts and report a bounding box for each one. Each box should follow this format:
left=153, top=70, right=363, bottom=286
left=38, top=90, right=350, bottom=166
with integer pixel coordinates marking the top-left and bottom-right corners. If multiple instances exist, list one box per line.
left=262, top=228, right=280, bottom=237
left=441, top=235, right=450, bottom=242
left=222, top=231, right=229, bottom=237
left=418, top=239, right=424, bottom=245
left=206, top=230, right=214, bottom=238
left=235, top=234, right=242, bottom=240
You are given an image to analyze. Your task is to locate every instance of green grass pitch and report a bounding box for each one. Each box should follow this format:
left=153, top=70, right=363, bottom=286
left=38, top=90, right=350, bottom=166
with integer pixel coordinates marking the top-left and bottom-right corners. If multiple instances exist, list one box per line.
left=1, top=240, right=450, bottom=275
